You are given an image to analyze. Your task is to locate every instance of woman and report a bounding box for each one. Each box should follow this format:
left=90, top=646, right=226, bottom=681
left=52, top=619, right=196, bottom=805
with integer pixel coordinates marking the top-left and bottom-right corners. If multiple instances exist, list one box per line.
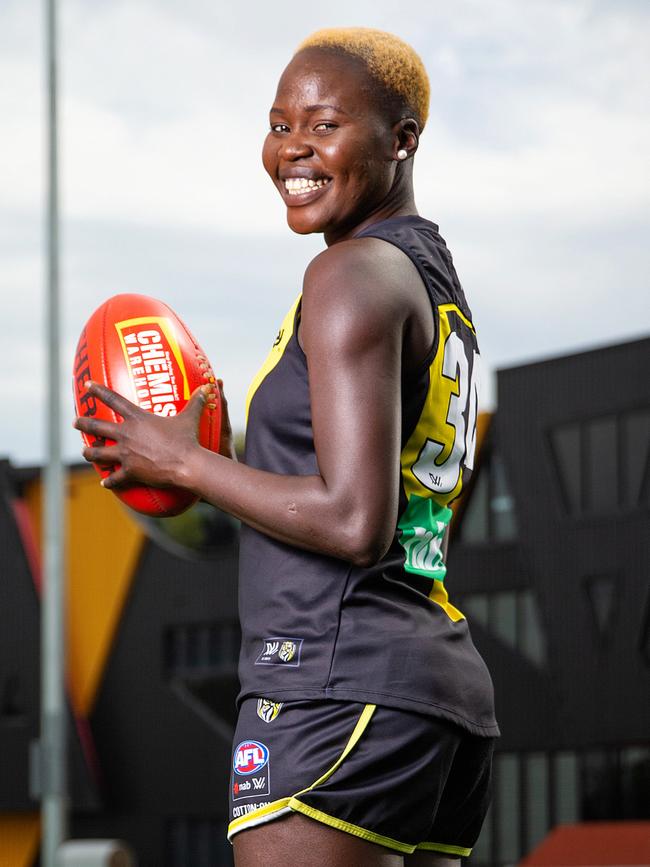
left=76, top=27, right=498, bottom=867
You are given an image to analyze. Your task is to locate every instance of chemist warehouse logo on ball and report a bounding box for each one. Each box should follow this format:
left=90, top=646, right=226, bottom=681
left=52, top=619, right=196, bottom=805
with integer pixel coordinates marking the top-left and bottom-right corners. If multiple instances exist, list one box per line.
left=115, top=316, right=190, bottom=417
left=255, top=637, right=304, bottom=667
left=232, top=741, right=270, bottom=801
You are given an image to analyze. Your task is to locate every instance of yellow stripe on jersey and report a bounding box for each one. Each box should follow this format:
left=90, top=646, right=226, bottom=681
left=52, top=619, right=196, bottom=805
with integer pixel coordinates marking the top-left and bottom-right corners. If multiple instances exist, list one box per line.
left=401, top=303, right=477, bottom=506
left=429, top=578, right=466, bottom=622
left=245, top=295, right=302, bottom=424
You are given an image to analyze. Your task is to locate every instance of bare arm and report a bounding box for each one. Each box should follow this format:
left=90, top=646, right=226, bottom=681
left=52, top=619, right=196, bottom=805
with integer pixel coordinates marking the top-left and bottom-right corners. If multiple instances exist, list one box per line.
left=76, top=241, right=409, bottom=566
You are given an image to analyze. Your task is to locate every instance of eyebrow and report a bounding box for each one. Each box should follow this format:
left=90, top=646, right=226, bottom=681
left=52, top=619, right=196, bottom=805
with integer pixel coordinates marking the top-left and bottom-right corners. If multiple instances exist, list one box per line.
left=270, top=103, right=349, bottom=116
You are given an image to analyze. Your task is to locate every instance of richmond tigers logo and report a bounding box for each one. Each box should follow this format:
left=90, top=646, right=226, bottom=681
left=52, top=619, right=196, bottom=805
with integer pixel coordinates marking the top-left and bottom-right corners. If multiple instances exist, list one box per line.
left=279, top=641, right=296, bottom=662
left=256, top=698, right=283, bottom=723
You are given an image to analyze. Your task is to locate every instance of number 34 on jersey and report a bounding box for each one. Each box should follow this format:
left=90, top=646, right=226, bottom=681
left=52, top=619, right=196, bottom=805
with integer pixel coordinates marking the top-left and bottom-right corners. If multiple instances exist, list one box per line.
left=398, top=303, right=480, bottom=585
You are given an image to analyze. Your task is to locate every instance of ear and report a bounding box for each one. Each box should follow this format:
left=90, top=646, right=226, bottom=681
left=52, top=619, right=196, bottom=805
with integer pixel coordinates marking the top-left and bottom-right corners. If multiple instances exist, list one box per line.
left=392, top=118, right=420, bottom=160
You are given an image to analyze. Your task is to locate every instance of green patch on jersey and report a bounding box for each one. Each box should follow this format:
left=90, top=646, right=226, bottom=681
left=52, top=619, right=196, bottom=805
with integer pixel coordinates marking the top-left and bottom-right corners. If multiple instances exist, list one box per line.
left=398, top=495, right=453, bottom=581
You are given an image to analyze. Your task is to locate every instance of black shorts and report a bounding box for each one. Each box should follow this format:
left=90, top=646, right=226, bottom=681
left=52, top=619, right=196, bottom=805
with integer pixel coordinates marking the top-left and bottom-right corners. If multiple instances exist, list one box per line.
left=227, top=697, right=494, bottom=857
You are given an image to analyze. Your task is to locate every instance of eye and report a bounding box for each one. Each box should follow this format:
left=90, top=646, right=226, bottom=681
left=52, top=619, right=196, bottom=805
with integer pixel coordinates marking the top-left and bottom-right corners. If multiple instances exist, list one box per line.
left=314, top=122, right=337, bottom=132
left=270, top=123, right=290, bottom=133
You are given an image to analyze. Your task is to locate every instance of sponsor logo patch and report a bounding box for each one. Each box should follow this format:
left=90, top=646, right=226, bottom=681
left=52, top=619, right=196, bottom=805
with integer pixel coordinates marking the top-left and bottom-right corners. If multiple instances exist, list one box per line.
left=256, top=698, right=283, bottom=723
left=232, top=800, right=271, bottom=819
left=232, top=740, right=271, bottom=802
left=233, top=740, right=269, bottom=776
left=255, top=637, right=304, bottom=667
left=232, top=771, right=271, bottom=801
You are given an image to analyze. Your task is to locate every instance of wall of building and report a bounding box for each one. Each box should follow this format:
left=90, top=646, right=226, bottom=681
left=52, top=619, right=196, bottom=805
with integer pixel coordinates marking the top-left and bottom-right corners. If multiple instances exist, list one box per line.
left=1, top=337, right=648, bottom=866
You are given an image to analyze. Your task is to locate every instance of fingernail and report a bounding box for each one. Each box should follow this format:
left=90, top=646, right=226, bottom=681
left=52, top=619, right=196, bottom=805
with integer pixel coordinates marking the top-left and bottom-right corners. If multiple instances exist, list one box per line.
left=100, top=479, right=106, bottom=487
left=85, top=381, right=92, bottom=389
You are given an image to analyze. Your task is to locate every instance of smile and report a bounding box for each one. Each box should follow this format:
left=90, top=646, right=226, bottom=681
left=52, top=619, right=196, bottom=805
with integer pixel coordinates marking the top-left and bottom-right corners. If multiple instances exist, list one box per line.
left=283, top=177, right=331, bottom=197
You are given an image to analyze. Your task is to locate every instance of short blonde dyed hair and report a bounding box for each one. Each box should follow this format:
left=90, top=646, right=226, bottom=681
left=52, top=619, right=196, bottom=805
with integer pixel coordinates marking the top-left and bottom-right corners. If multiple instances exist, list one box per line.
left=296, top=27, right=430, bottom=130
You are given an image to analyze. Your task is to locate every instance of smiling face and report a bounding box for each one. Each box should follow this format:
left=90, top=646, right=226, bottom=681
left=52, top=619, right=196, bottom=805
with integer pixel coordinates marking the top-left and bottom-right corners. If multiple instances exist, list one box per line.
left=262, top=48, right=415, bottom=245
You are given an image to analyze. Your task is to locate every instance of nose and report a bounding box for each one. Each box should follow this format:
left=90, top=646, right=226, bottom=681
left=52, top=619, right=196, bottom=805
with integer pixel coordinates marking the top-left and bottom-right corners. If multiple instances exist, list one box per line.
left=280, top=130, right=313, bottom=161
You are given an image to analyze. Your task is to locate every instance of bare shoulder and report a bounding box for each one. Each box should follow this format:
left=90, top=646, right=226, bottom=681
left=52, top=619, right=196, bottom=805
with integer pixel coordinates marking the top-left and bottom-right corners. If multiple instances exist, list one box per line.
left=301, top=237, right=423, bottom=354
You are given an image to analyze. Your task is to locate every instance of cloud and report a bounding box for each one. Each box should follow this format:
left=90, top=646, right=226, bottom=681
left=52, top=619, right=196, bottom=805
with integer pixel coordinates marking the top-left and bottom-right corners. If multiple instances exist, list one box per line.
left=0, top=0, right=648, bottom=465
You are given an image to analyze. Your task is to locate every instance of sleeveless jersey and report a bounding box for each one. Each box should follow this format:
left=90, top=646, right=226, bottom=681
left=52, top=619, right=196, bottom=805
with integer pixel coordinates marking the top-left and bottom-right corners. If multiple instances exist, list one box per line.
left=237, top=215, right=499, bottom=737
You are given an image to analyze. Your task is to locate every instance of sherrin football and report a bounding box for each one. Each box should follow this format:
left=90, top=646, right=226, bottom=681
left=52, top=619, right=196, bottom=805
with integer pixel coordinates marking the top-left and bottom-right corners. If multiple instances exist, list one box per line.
left=73, top=293, right=221, bottom=517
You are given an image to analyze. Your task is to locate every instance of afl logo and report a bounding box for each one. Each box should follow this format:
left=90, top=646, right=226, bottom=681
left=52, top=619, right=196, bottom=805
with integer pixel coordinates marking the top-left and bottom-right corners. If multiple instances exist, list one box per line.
left=233, top=741, right=269, bottom=776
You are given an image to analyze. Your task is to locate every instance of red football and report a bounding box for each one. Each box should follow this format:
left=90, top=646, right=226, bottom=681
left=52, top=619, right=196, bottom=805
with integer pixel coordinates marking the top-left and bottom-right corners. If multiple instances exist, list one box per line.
left=73, top=293, right=221, bottom=517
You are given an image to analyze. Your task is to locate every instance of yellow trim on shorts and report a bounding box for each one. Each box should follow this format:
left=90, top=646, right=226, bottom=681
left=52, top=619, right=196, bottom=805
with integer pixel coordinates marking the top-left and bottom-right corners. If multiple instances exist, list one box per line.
left=228, top=704, right=376, bottom=841
left=228, top=797, right=292, bottom=838
left=294, top=703, right=376, bottom=794
left=417, top=840, right=472, bottom=856
left=288, top=799, right=415, bottom=854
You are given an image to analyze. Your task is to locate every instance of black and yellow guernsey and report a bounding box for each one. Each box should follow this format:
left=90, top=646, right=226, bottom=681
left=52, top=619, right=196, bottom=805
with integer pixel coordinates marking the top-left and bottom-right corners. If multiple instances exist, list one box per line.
left=238, top=215, right=499, bottom=737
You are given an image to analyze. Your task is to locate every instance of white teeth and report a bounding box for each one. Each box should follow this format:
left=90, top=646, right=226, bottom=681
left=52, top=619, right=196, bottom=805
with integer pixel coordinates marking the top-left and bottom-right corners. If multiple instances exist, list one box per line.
left=283, top=177, right=330, bottom=195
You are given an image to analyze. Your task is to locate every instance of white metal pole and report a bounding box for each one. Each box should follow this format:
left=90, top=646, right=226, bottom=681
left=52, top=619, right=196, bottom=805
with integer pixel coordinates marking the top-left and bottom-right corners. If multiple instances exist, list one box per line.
left=42, top=0, right=68, bottom=862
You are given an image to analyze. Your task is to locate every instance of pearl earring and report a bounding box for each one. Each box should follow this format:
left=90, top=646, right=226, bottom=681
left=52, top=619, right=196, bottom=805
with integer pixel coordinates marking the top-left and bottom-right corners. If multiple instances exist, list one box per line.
left=397, top=149, right=408, bottom=160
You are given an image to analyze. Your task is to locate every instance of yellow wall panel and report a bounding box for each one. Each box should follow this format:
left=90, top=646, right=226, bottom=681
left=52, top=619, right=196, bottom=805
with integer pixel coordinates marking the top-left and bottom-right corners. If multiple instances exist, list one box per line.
left=0, top=813, right=40, bottom=867
left=24, top=468, right=144, bottom=717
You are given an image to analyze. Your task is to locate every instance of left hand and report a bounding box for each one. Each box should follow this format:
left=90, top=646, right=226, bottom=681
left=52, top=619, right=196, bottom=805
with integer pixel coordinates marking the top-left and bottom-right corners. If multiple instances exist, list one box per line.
left=74, top=381, right=209, bottom=489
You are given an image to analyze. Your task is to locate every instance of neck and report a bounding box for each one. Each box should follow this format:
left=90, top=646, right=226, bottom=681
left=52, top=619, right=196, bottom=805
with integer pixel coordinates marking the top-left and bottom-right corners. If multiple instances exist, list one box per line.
left=324, top=171, right=418, bottom=246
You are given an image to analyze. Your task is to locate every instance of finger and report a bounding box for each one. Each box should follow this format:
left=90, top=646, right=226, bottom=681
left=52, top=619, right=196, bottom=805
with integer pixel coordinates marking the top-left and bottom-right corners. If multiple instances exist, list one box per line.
left=74, top=415, right=121, bottom=439
left=82, top=445, right=121, bottom=465
left=217, top=379, right=228, bottom=407
left=101, top=467, right=129, bottom=489
left=183, top=384, right=210, bottom=420
left=84, top=381, right=137, bottom=419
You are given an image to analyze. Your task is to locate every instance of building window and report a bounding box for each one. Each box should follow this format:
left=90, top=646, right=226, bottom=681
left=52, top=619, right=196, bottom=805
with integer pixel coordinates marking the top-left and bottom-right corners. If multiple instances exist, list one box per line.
left=459, top=451, right=518, bottom=544
left=640, top=589, right=650, bottom=668
left=495, top=753, right=520, bottom=864
left=164, top=621, right=240, bottom=678
left=460, top=588, right=547, bottom=668
left=583, top=572, right=620, bottom=644
left=549, top=423, right=581, bottom=514
left=525, top=753, right=549, bottom=853
left=622, top=409, right=650, bottom=508
left=519, top=589, right=546, bottom=667
left=620, top=747, right=650, bottom=819
left=554, top=751, right=579, bottom=825
left=549, top=408, right=650, bottom=517
left=581, top=749, right=619, bottom=819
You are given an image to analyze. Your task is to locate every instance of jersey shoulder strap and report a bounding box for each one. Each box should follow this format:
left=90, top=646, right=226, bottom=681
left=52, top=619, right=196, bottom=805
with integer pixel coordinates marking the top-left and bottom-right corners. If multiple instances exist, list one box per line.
left=354, top=215, right=473, bottom=320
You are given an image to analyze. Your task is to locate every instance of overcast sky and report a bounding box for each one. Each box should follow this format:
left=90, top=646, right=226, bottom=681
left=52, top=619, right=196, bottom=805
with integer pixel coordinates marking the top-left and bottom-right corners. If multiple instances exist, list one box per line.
left=1, top=0, right=648, bottom=466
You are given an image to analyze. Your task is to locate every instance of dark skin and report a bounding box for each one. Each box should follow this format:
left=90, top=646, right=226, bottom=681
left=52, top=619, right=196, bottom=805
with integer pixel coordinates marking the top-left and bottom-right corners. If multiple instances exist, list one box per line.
left=76, top=48, right=457, bottom=866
